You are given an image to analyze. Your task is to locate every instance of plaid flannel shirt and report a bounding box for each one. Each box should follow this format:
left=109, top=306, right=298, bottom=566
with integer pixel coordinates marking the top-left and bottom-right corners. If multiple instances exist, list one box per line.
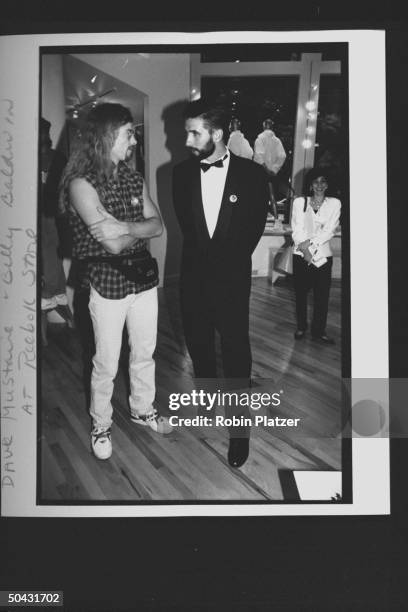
left=68, top=163, right=158, bottom=299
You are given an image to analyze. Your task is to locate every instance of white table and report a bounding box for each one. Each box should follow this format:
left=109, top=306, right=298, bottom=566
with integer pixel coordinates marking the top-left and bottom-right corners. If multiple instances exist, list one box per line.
left=252, top=224, right=342, bottom=283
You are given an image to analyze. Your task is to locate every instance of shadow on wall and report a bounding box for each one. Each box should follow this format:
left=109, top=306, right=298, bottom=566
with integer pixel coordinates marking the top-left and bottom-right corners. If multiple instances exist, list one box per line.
left=156, top=99, right=189, bottom=348
left=156, top=99, right=189, bottom=286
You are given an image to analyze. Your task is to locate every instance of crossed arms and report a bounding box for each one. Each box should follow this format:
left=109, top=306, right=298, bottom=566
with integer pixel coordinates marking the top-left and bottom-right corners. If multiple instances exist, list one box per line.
left=69, top=177, right=163, bottom=255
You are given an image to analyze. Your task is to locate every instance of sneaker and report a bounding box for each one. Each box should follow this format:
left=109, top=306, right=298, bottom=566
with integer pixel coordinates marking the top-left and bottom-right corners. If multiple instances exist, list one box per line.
left=130, top=408, right=173, bottom=434
left=91, top=427, right=112, bottom=460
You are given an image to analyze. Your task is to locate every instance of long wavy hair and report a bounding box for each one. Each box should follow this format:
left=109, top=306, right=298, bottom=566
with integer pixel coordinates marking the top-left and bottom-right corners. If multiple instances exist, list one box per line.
left=59, top=103, right=133, bottom=214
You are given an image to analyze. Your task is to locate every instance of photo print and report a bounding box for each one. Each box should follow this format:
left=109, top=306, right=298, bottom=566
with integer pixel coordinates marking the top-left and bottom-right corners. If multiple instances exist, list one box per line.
left=0, top=30, right=389, bottom=517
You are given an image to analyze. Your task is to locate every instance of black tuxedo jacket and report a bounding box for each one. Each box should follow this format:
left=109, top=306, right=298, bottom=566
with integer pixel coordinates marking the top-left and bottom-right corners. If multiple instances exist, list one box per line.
left=172, top=152, right=269, bottom=306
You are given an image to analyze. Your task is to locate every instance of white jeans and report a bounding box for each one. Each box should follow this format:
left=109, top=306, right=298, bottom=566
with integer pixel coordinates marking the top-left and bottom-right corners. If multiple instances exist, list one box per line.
left=88, top=285, right=158, bottom=429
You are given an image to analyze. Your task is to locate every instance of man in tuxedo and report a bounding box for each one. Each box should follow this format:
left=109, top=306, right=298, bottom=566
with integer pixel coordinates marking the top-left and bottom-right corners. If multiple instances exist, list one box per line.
left=172, top=99, right=269, bottom=467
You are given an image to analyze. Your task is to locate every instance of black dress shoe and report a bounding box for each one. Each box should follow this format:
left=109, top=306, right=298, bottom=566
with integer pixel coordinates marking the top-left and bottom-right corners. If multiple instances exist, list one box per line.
left=228, top=437, right=249, bottom=468
left=312, top=334, right=335, bottom=345
left=294, top=330, right=306, bottom=339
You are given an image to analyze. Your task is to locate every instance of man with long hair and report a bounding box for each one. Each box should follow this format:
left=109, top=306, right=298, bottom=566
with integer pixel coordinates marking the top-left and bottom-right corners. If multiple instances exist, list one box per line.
left=60, top=103, right=171, bottom=460
left=172, top=99, right=269, bottom=468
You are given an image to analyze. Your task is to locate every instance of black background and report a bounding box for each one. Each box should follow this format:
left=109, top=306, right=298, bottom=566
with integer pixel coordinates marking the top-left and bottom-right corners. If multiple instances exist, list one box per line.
left=1, top=5, right=408, bottom=610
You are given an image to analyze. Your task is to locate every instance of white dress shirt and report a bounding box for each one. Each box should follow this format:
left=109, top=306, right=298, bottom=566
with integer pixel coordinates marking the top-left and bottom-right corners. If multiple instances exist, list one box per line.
left=291, top=196, right=341, bottom=267
left=253, top=129, right=286, bottom=174
left=227, top=131, right=253, bottom=160
left=200, top=151, right=230, bottom=238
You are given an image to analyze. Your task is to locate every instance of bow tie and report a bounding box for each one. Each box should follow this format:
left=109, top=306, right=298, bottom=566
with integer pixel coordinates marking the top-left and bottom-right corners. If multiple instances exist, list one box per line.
left=200, top=155, right=227, bottom=172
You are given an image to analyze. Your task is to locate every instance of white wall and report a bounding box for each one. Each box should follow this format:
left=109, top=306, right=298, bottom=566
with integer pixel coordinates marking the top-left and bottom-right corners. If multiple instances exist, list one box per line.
left=72, top=53, right=191, bottom=284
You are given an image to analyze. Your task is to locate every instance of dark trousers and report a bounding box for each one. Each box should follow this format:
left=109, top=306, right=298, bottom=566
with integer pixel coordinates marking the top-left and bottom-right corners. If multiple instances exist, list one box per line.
left=293, top=255, right=333, bottom=336
left=181, top=283, right=251, bottom=439
left=181, top=281, right=251, bottom=382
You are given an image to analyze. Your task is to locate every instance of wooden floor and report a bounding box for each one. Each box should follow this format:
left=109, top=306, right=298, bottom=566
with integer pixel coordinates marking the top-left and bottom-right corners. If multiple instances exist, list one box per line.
left=40, top=276, right=343, bottom=502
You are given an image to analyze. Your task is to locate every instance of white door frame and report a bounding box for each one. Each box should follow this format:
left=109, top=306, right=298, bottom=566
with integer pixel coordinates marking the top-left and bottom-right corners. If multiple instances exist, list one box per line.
left=190, top=53, right=341, bottom=195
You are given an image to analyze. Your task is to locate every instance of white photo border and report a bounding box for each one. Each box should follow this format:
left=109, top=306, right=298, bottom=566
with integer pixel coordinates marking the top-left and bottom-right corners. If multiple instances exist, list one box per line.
left=0, top=30, right=389, bottom=517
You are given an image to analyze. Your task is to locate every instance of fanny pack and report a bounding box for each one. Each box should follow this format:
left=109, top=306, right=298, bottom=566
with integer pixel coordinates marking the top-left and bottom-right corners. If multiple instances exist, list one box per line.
left=83, top=250, right=158, bottom=284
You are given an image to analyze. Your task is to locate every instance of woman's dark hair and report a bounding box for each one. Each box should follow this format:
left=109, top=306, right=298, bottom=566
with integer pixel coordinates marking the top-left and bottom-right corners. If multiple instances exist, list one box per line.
left=59, top=103, right=133, bottom=214
left=182, top=98, right=229, bottom=142
left=303, top=166, right=338, bottom=197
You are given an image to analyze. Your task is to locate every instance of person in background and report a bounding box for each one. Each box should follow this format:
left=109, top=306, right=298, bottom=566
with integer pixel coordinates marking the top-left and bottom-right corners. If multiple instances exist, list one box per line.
left=253, top=118, right=287, bottom=215
left=59, top=103, right=172, bottom=461
left=291, top=167, right=341, bottom=344
left=40, top=117, right=74, bottom=345
left=226, top=118, right=253, bottom=160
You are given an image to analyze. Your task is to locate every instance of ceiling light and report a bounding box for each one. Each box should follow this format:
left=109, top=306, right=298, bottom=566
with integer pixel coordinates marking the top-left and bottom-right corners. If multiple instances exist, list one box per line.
left=305, top=101, right=316, bottom=111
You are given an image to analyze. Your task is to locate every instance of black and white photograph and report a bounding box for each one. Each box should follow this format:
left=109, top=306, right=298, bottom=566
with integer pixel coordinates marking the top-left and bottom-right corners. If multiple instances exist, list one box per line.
left=1, top=30, right=389, bottom=517
left=38, top=44, right=348, bottom=505
left=3, top=15, right=406, bottom=610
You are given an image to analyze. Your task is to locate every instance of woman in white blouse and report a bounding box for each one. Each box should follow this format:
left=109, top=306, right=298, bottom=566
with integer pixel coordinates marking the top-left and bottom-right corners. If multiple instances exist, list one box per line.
left=291, top=168, right=341, bottom=344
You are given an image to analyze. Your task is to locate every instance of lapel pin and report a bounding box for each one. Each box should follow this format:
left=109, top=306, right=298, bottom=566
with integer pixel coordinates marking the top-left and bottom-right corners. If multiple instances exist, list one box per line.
left=131, top=197, right=139, bottom=205
left=229, top=194, right=238, bottom=203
